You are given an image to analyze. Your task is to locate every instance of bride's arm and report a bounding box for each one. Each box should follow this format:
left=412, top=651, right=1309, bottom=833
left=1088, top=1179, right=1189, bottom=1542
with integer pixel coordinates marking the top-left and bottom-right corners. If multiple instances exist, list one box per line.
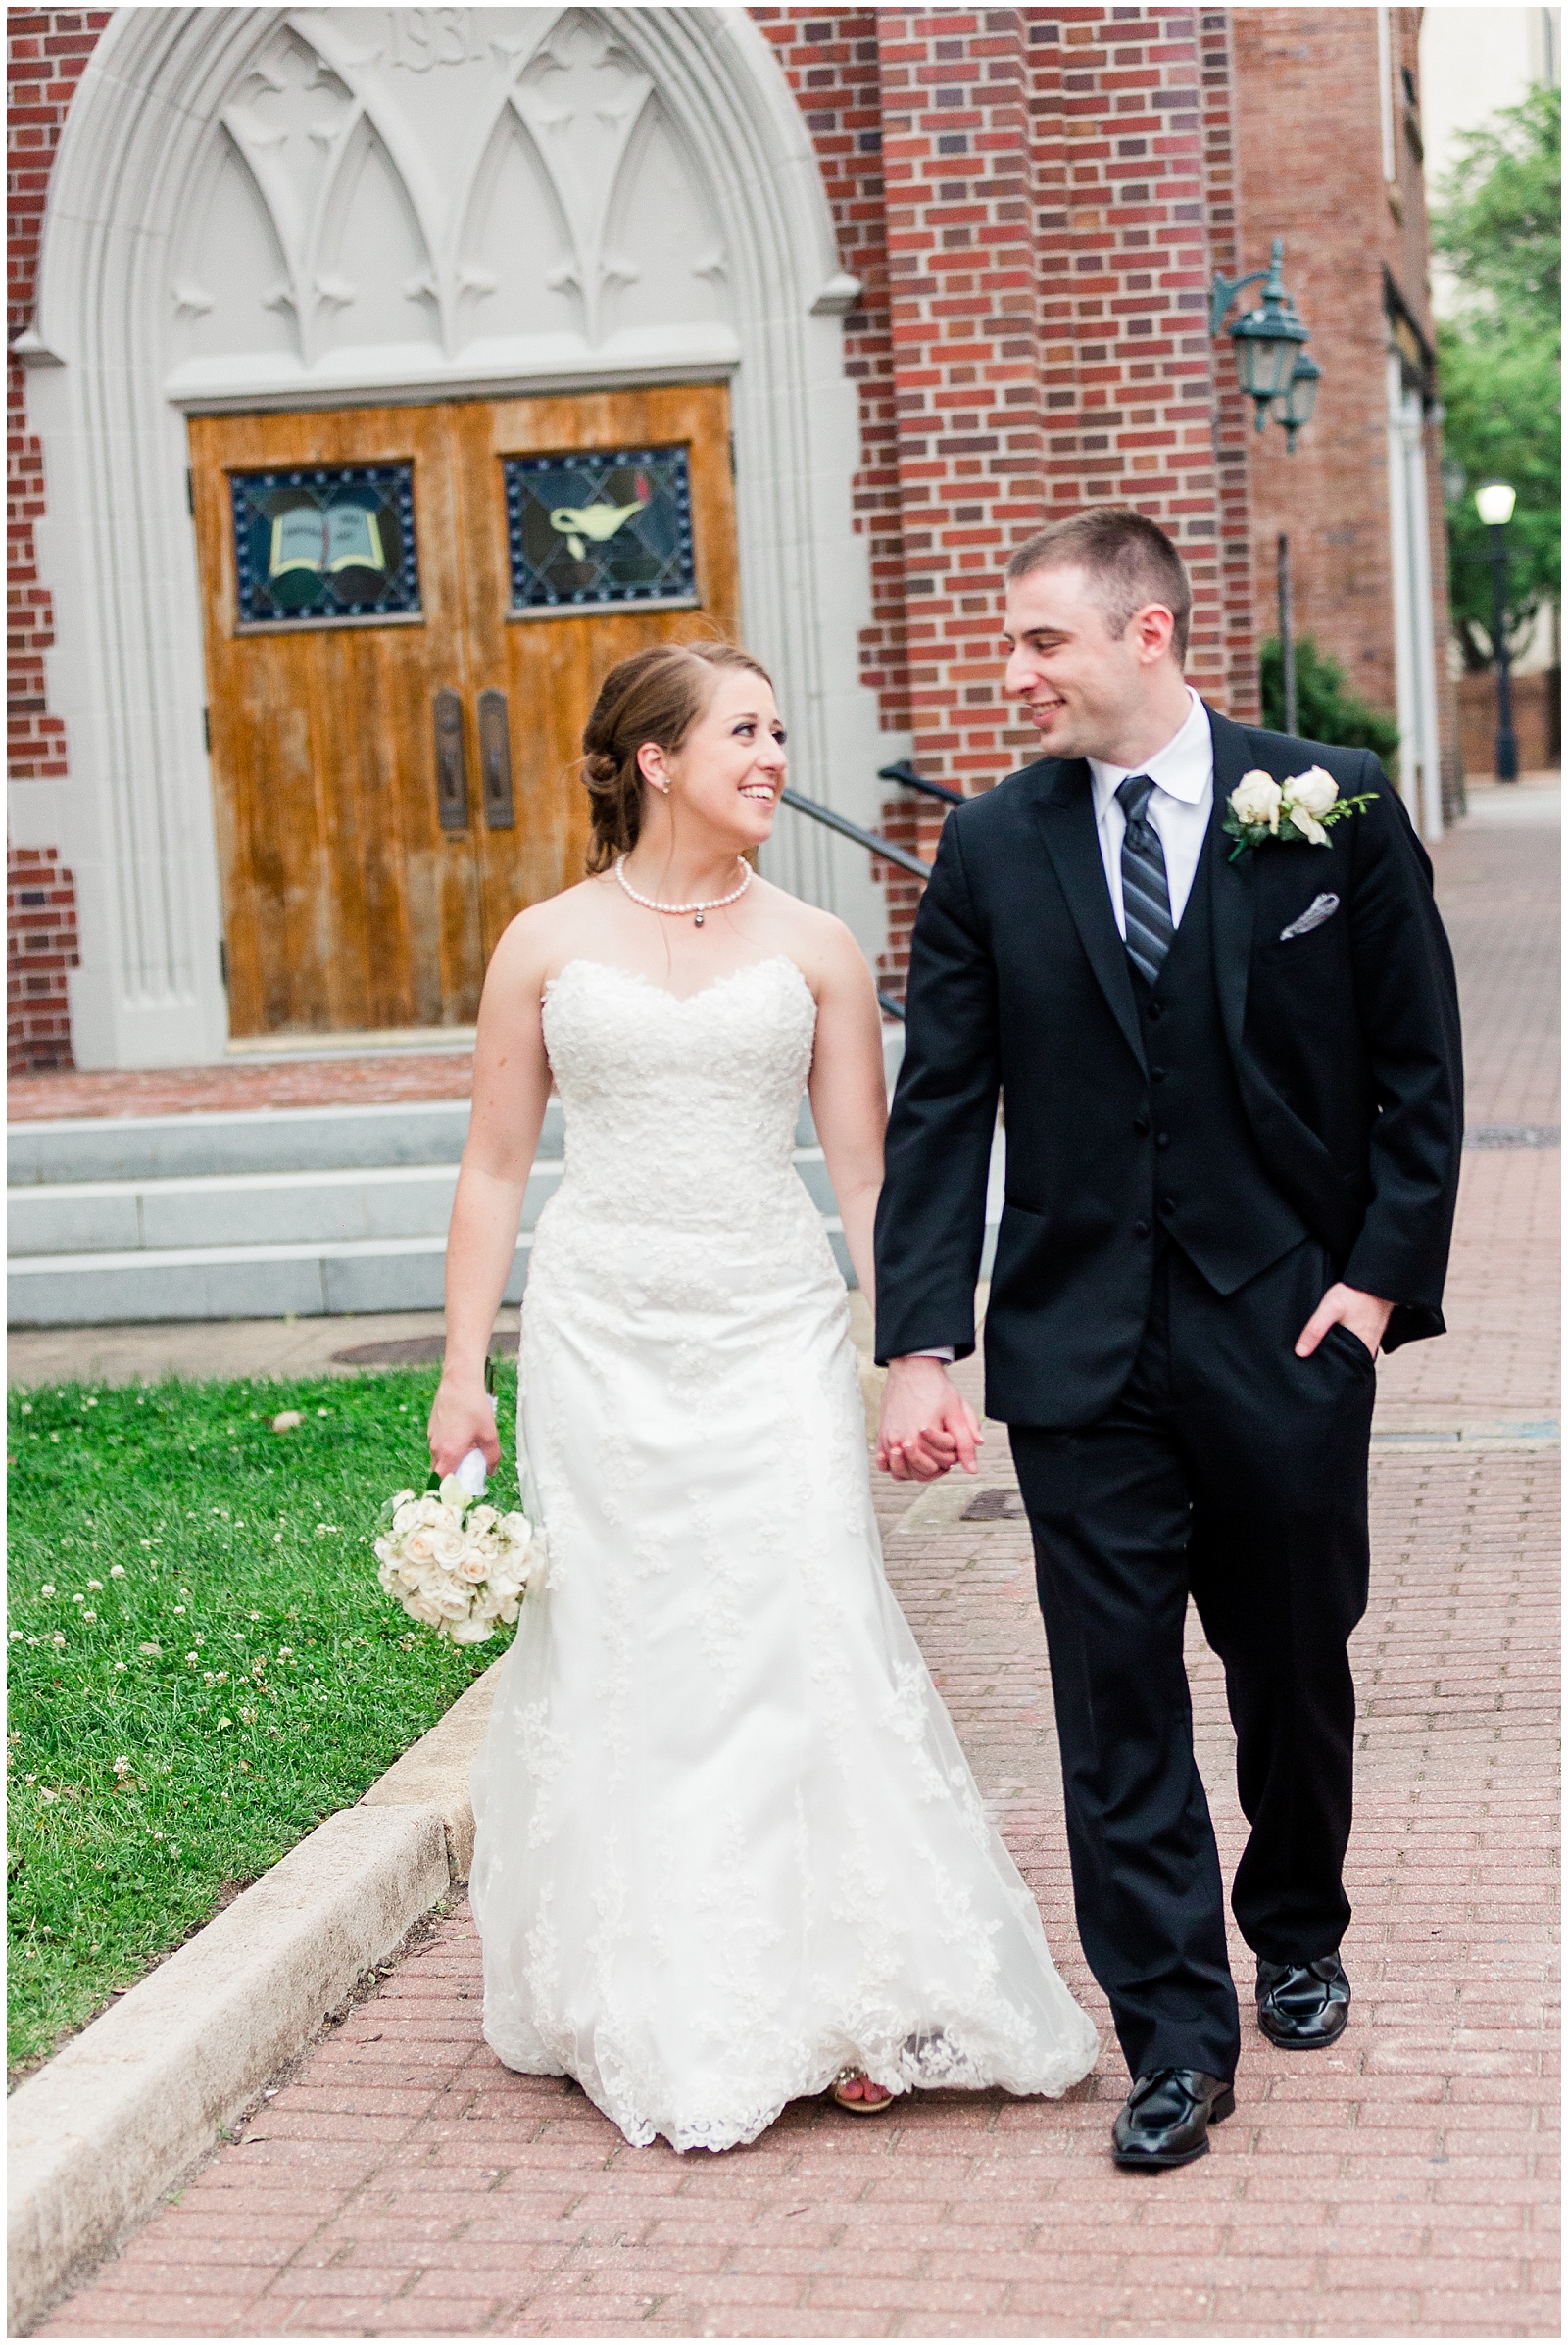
left=806, top=925, right=889, bottom=1309
left=429, top=920, right=553, bottom=1475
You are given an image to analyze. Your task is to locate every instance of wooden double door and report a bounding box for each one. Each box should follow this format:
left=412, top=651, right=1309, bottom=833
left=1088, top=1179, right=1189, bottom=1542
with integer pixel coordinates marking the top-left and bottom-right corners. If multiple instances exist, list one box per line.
left=190, top=385, right=738, bottom=1038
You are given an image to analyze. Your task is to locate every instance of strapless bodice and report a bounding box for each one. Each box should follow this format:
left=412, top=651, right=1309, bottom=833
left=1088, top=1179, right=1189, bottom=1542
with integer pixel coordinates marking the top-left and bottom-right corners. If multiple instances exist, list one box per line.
left=540, top=956, right=819, bottom=1237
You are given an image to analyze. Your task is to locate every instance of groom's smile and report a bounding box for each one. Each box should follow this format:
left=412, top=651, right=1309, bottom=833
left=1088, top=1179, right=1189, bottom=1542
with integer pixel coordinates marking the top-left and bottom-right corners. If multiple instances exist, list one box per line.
left=1002, top=560, right=1192, bottom=771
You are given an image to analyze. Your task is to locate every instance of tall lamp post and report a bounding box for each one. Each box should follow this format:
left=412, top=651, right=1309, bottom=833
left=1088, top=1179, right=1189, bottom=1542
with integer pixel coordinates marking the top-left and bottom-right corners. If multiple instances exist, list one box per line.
left=1474, top=479, right=1519, bottom=782
left=1209, top=240, right=1322, bottom=737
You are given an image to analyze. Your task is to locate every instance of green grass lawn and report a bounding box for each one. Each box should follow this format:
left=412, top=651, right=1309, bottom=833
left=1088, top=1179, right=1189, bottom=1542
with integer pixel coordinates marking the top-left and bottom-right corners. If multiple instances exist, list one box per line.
left=6, top=1361, right=516, bottom=2078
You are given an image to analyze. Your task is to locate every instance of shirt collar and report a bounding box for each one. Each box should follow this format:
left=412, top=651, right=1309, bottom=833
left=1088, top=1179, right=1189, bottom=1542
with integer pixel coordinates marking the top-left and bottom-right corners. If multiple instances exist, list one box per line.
left=1089, top=687, right=1213, bottom=816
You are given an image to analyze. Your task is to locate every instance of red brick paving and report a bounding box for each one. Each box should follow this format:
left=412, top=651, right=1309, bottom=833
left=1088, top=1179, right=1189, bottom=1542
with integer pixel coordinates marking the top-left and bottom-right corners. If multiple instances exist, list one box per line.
left=8, top=1050, right=474, bottom=1124
left=34, top=805, right=1559, bottom=2335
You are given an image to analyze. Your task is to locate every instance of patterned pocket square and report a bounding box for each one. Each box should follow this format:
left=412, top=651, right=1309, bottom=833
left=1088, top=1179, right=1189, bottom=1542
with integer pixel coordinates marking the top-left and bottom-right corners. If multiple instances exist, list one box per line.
left=1279, top=892, right=1341, bottom=942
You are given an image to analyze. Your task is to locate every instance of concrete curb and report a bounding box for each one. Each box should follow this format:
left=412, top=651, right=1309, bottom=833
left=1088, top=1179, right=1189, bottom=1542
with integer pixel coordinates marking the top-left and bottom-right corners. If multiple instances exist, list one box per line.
left=7, top=1663, right=501, bottom=2335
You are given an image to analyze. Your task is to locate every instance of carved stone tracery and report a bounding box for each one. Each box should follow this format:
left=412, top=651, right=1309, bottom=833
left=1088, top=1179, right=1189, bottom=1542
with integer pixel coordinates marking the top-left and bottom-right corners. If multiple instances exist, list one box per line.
left=173, top=8, right=729, bottom=381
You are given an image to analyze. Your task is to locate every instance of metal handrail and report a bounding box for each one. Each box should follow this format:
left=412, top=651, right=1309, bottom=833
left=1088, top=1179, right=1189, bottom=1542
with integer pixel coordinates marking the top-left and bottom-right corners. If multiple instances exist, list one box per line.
left=777, top=788, right=933, bottom=881
left=779, top=769, right=963, bottom=1021
left=878, top=758, right=965, bottom=808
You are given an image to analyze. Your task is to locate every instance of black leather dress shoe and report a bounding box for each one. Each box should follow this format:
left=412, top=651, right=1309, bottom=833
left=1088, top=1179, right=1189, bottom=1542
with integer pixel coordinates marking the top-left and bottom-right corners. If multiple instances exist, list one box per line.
left=1111, top=2069, right=1235, bottom=2170
left=1256, top=1954, right=1351, bottom=2048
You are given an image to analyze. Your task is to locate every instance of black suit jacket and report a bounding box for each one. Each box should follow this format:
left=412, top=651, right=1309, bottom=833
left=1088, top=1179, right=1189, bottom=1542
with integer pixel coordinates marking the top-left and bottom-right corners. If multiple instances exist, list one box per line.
left=873, top=708, right=1464, bottom=1427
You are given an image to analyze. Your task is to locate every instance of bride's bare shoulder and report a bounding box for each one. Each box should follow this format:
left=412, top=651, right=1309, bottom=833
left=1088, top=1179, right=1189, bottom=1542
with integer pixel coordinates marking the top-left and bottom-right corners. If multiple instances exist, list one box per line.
left=753, top=881, right=874, bottom=992
left=485, top=875, right=613, bottom=996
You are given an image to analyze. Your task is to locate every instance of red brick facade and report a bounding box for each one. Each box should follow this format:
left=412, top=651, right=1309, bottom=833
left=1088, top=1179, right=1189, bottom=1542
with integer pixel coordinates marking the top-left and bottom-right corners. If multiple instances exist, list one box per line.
left=7, top=10, right=106, bottom=1071
left=6, top=6, right=1455, bottom=1063
left=756, top=5, right=1283, bottom=983
left=1233, top=7, right=1460, bottom=812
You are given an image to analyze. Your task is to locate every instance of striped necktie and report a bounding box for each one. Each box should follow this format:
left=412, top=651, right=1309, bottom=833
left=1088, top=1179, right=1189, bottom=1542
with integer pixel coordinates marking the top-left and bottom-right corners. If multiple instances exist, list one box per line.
left=1116, top=773, right=1175, bottom=988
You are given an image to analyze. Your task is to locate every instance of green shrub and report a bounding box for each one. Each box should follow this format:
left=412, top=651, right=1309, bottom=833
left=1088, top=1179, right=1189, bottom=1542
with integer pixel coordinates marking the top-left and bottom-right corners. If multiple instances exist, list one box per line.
left=1260, top=636, right=1400, bottom=759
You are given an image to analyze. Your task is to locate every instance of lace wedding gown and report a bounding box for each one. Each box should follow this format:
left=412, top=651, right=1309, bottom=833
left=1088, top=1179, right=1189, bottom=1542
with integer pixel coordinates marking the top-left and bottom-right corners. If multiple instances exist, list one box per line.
left=468, top=955, right=1098, bottom=2151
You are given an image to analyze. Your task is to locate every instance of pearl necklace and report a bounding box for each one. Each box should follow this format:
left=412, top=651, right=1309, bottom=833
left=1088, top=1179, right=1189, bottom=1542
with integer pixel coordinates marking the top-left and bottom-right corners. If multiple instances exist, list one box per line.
left=614, top=855, right=753, bottom=927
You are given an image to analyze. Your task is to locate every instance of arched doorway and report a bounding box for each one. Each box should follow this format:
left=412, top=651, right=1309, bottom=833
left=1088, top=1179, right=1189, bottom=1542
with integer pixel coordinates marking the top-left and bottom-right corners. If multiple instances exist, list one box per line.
left=27, top=6, right=883, bottom=1065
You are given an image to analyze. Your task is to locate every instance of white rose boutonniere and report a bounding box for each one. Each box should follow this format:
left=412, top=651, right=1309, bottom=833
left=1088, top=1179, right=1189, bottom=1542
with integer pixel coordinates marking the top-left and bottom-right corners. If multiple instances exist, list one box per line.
left=1224, top=763, right=1376, bottom=861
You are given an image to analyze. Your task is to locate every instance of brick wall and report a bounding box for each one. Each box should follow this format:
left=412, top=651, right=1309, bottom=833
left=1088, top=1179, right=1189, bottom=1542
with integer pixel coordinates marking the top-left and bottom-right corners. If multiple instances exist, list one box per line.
left=760, top=5, right=1261, bottom=986
left=8, top=9, right=108, bottom=1071
left=7, top=843, right=77, bottom=1073
left=1231, top=7, right=1459, bottom=809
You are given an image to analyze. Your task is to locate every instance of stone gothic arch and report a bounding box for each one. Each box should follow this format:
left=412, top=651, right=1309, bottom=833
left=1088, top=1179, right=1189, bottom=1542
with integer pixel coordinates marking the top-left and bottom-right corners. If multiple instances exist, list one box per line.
left=19, top=7, right=881, bottom=1067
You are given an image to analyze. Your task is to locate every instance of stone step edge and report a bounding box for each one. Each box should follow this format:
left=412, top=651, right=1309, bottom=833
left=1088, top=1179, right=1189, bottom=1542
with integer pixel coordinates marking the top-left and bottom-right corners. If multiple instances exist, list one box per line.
left=9, top=1146, right=827, bottom=1209
left=8, top=1233, right=533, bottom=1277
left=6, top=1664, right=502, bottom=2338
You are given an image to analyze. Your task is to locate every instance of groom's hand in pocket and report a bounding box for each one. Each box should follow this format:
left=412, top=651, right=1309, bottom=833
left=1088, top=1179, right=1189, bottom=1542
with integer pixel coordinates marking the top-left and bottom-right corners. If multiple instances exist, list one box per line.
left=877, top=1357, right=984, bottom=1482
left=1295, top=1281, right=1394, bottom=1361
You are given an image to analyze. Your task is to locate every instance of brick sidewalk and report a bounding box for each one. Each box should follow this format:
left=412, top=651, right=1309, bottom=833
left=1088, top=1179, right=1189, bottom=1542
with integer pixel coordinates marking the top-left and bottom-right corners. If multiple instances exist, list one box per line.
left=36, top=803, right=1559, bottom=2339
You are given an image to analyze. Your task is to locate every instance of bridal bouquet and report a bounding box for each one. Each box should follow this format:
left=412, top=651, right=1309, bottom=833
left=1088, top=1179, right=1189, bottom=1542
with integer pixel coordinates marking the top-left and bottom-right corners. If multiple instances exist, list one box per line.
left=373, top=1453, right=538, bottom=1645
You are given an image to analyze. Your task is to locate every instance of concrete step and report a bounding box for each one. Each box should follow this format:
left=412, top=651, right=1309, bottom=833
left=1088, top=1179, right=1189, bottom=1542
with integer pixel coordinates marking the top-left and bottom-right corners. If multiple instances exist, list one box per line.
left=3, top=1031, right=960, bottom=1331
left=8, top=1217, right=865, bottom=1327
left=9, top=1163, right=555, bottom=1258
left=8, top=1234, right=526, bottom=1326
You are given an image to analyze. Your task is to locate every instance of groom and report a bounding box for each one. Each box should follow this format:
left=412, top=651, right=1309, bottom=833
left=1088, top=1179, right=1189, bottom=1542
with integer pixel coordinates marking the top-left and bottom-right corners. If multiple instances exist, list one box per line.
left=873, top=510, right=1462, bottom=2170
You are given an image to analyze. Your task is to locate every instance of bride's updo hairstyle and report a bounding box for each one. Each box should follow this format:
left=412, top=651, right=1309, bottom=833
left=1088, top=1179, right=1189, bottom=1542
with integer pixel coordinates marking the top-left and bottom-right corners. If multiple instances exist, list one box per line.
left=581, top=641, right=774, bottom=875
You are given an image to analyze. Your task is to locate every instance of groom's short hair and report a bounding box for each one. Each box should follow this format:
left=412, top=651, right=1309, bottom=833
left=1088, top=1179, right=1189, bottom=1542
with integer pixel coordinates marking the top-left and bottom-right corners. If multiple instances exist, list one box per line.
left=1005, top=509, right=1192, bottom=665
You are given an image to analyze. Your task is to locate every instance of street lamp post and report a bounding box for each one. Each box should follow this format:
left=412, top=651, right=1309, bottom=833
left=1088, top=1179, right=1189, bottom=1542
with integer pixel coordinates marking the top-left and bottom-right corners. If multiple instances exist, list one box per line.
left=1475, top=480, right=1519, bottom=782
left=1210, top=242, right=1321, bottom=739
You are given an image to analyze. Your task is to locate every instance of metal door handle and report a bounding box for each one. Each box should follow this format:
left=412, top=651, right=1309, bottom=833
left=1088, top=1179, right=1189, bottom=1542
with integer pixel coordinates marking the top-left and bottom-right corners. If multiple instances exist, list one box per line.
left=433, top=689, right=468, bottom=831
left=477, top=689, right=514, bottom=829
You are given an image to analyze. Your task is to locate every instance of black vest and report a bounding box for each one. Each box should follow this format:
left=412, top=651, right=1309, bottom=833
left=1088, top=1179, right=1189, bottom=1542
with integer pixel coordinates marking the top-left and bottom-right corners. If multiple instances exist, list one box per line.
left=1131, top=844, right=1309, bottom=1295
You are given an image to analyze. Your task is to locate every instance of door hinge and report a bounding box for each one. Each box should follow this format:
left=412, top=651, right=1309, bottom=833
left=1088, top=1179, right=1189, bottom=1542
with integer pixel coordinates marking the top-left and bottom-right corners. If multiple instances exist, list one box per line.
left=219, top=939, right=228, bottom=990
left=729, top=431, right=737, bottom=482
left=186, top=468, right=195, bottom=516
left=202, top=706, right=211, bottom=753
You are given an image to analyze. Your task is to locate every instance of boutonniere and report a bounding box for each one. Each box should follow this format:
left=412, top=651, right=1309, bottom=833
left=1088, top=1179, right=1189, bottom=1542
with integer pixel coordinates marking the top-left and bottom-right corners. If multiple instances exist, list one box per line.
left=1223, top=766, right=1377, bottom=862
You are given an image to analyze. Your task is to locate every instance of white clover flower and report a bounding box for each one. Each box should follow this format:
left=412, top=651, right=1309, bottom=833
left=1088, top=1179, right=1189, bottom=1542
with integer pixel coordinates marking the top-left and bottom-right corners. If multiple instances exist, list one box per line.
left=1285, top=764, right=1339, bottom=818
left=82, top=1611, right=97, bottom=1623
left=39, top=1585, right=54, bottom=1598
left=109, top=1566, right=125, bottom=1578
left=86, top=1580, right=103, bottom=1592
left=1229, top=771, right=1282, bottom=831
left=113, top=1661, right=126, bottom=1673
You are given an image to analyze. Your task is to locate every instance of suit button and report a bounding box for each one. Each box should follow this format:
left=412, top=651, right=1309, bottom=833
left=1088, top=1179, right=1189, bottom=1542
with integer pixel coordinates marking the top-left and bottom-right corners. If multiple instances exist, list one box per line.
left=1151, top=1066, right=1166, bottom=1082
left=1133, top=1220, right=1151, bottom=1239
left=1145, top=1003, right=1163, bottom=1023
left=1133, top=1114, right=1151, bottom=1136
left=1156, top=1132, right=1170, bottom=1148
left=1159, top=1197, right=1175, bottom=1215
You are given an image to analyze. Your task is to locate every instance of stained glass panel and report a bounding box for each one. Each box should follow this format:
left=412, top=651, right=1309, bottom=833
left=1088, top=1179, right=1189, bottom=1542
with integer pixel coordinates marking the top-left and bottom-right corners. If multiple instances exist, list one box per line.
left=503, top=446, right=697, bottom=614
left=229, top=465, right=420, bottom=628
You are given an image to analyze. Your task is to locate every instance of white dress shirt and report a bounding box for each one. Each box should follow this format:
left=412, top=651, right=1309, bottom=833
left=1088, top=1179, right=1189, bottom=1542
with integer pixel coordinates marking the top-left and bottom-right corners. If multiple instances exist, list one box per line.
left=903, top=690, right=1214, bottom=1367
left=1088, top=686, right=1213, bottom=935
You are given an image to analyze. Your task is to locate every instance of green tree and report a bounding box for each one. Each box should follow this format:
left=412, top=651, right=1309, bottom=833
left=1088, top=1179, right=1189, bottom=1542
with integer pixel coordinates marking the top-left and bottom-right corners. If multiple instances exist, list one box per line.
left=1259, top=637, right=1399, bottom=759
left=1432, top=84, right=1560, bottom=670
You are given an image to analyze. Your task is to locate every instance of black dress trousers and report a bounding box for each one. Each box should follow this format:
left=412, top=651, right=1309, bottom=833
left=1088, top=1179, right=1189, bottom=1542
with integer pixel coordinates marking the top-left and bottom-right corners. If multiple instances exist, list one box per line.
left=1011, top=1236, right=1376, bottom=2083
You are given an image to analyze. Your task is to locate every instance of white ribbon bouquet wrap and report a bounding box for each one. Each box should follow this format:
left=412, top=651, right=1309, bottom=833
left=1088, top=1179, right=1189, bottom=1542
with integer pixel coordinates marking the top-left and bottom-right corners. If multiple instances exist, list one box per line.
left=372, top=1402, right=540, bottom=1645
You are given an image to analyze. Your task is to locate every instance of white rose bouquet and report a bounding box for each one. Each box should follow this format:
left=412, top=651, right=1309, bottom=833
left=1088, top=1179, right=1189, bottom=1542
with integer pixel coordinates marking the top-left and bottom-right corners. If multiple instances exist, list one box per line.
left=1223, top=765, right=1376, bottom=861
left=372, top=1450, right=538, bottom=1645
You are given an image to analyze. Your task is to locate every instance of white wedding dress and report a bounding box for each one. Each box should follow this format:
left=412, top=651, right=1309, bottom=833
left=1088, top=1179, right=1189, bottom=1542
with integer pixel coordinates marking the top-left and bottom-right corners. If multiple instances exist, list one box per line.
left=468, top=955, right=1098, bottom=2152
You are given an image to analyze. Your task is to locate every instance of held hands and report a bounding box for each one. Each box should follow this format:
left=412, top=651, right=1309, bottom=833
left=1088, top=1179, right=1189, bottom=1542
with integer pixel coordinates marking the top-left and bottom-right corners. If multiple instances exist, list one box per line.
left=876, top=1356, right=984, bottom=1482
left=428, top=1375, right=501, bottom=1479
left=1295, top=1282, right=1394, bottom=1361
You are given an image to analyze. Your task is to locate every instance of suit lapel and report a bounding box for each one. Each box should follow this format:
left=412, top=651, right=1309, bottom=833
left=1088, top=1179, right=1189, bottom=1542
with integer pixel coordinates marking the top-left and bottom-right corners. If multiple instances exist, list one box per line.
left=1028, top=759, right=1146, bottom=1072
left=1205, top=708, right=1258, bottom=1064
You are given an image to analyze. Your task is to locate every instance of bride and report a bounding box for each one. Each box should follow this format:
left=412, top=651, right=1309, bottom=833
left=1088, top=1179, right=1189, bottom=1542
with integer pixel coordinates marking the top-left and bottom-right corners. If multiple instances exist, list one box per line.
left=430, top=640, right=1098, bottom=2153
